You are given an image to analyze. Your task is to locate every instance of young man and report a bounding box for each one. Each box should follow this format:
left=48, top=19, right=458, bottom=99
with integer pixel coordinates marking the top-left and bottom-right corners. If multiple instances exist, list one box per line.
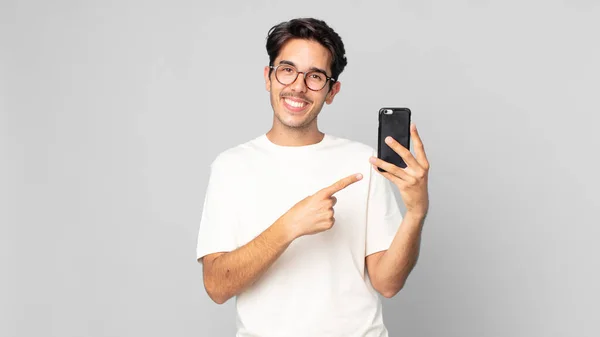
left=196, top=18, right=430, bottom=337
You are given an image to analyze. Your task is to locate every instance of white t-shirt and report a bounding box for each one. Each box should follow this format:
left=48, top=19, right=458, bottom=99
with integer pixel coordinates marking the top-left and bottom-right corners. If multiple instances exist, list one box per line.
left=196, top=133, right=403, bottom=337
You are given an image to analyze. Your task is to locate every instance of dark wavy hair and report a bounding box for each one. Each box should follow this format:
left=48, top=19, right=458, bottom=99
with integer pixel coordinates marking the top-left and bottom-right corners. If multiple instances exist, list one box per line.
left=266, top=18, right=348, bottom=89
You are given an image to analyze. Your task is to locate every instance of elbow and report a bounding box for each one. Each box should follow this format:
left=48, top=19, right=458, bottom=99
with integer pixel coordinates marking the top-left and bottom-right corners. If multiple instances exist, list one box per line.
left=373, top=278, right=405, bottom=299
left=381, top=292, right=395, bottom=299
left=205, top=283, right=230, bottom=304
left=204, top=275, right=231, bottom=305
left=379, top=282, right=404, bottom=299
left=378, top=260, right=418, bottom=298
left=206, top=287, right=228, bottom=305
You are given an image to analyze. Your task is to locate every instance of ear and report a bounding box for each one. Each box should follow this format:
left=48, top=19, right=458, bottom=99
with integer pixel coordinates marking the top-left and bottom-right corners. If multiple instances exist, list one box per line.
left=325, top=81, right=341, bottom=104
left=264, top=66, right=271, bottom=92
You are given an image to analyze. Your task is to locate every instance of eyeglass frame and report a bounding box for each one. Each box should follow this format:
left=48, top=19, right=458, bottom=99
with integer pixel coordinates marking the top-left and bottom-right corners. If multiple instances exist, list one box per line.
left=268, top=63, right=336, bottom=91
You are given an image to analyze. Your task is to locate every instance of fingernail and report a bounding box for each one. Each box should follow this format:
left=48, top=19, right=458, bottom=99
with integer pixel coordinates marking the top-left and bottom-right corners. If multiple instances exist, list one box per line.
left=369, top=157, right=376, bottom=163
left=385, top=137, right=392, bottom=144
left=356, top=173, right=363, bottom=179
left=411, top=123, right=416, bottom=131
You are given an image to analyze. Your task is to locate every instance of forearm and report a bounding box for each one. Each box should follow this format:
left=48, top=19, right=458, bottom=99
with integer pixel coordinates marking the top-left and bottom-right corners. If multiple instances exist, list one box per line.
left=204, top=219, right=293, bottom=303
left=375, top=212, right=425, bottom=296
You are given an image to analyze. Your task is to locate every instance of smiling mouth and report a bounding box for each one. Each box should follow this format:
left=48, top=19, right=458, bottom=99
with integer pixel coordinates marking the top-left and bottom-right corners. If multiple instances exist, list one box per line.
left=281, top=96, right=312, bottom=114
left=283, top=97, right=308, bottom=108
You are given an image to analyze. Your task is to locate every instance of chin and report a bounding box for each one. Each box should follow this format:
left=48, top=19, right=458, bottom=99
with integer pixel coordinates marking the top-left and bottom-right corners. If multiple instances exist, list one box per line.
left=276, top=110, right=315, bottom=129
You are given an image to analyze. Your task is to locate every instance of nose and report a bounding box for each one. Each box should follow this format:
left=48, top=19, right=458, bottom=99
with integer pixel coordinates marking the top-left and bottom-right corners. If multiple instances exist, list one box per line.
left=290, top=72, right=307, bottom=93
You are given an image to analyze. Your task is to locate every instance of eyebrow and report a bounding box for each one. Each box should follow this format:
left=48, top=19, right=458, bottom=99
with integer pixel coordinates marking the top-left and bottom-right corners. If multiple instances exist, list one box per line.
left=278, top=60, right=329, bottom=76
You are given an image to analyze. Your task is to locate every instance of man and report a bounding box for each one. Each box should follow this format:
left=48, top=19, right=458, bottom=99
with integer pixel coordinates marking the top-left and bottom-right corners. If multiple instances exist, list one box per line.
left=196, top=17, right=430, bottom=337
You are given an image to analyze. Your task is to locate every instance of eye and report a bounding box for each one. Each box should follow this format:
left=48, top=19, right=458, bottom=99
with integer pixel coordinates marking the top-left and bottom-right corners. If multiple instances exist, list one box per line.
left=309, top=73, right=325, bottom=82
left=280, top=66, right=295, bottom=73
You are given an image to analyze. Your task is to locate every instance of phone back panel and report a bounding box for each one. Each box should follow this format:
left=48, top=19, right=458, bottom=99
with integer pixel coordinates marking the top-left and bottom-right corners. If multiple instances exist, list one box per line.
left=378, top=107, right=411, bottom=171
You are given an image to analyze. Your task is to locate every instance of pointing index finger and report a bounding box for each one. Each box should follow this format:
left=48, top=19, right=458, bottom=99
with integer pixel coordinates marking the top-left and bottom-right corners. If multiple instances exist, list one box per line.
left=320, top=173, right=363, bottom=197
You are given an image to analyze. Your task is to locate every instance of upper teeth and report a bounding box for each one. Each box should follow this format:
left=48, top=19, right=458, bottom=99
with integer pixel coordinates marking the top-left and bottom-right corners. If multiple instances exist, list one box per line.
left=285, top=98, right=306, bottom=108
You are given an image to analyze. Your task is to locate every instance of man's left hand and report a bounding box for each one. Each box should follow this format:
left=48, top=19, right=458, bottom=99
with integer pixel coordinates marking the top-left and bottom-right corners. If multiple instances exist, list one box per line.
left=369, top=123, right=430, bottom=218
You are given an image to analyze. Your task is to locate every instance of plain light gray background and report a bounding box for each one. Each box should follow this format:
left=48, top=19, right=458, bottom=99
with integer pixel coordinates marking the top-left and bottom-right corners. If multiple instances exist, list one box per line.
left=2, top=0, right=599, bottom=336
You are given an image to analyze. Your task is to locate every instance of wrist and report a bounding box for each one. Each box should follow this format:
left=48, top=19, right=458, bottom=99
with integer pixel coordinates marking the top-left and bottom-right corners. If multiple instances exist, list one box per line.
left=404, top=210, right=427, bottom=224
left=272, top=218, right=298, bottom=244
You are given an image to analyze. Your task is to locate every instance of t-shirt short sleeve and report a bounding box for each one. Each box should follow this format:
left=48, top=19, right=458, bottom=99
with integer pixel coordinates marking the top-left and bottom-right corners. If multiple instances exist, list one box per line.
left=196, top=154, right=239, bottom=263
left=365, top=162, right=403, bottom=256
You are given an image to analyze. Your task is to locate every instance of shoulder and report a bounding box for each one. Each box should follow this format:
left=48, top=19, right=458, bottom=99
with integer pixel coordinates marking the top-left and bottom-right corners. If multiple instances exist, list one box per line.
left=209, top=135, right=264, bottom=169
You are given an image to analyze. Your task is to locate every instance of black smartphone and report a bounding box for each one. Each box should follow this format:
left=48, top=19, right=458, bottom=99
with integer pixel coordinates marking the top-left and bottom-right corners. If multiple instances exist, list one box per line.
left=377, top=107, right=411, bottom=172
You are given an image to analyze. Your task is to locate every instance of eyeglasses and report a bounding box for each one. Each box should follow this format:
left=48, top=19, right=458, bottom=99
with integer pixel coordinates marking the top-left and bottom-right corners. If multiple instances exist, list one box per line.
left=269, top=64, right=336, bottom=91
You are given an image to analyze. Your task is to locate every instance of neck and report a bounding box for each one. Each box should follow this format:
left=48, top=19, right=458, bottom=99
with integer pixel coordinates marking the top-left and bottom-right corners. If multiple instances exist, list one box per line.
left=265, top=121, right=324, bottom=147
